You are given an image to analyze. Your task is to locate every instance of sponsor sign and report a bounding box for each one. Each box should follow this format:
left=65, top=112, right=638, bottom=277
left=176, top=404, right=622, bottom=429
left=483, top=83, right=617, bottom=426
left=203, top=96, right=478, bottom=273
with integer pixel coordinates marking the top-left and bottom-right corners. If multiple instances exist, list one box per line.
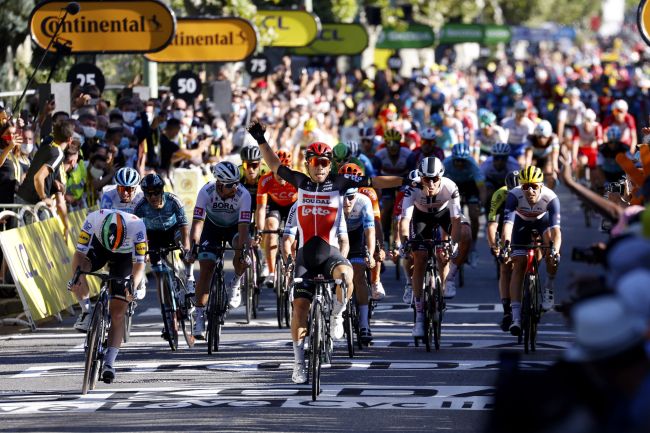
left=145, top=18, right=257, bottom=63
left=245, top=54, right=270, bottom=78
left=376, top=23, right=435, bottom=49
left=638, top=1, right=650, bottom=47
left=170, top=70, right=202, bottom=103
left=66, top=63, right=105, bottom=92
left=256, top=10, right=320, bottom=47
left=438, top=24, right=511, bottom=45
left=293, top=23, right=368, bottom=56
left=29, top=0, right=176, bottom=54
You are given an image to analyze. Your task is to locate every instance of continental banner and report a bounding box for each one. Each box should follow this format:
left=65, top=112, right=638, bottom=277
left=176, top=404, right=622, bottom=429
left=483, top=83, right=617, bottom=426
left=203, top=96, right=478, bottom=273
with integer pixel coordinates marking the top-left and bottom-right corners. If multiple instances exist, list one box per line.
left=256, top=10, right=320, bottom=47
left=293, top=23, right=368, bottom=56
left=145, top=18, right=257, bottom=63
left=0, top=207, right=100, bottom=327
left=29, top=0, right=176, bottom=54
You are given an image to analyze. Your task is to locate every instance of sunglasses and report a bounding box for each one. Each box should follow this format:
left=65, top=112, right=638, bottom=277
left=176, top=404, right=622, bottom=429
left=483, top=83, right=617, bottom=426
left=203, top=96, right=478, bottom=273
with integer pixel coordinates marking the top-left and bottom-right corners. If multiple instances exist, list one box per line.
left=613, top=108, right=625, bottom=114
left=244, top=161, right=260, bottom=169
left=308, top=157, right=331, bottom=168
left=117, top=185, right=136, bottom=194
left=219, top=181, right=239, bottom=189
left=494, top=155, right=508, bottom=161
left=522, top=183, right=541, bottom=191
left=144, top=189, right=163, bottom=197
left=344, top=193, right=356, bottom=201
left=422, top=176, right=441, bottom=183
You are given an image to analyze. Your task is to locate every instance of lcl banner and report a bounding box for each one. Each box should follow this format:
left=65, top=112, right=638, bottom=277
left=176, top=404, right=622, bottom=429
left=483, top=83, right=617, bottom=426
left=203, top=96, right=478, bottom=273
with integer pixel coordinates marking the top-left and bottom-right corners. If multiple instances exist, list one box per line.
left=293, top=23, right=369, bottom=56
left=256, top=10, right=320, bottom=47
left=29, top=0, right=176, bottom=54
left=145, top=18, right=257, bottom=63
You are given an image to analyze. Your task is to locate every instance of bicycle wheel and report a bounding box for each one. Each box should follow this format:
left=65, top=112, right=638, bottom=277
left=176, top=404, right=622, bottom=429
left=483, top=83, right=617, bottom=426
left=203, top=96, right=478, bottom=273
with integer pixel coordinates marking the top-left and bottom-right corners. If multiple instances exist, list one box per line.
left=174, top=276, right=195, bottom=348
left=529, top=273, right=542, bottom=352
left=344, top=303, right=354, bottom=358
left=423, top=270, right=434, bottom=352
left=160, top=276, right=178, bottom=351
left=433, top=275, right=444, bottom=351
left=82, top=304, right=103, bottom=394
left=275, top=254, right=284, bottom=328
left=354, top=300, right=363, bottom=350
left=522, top=276, right=532, bottom=354
left=283, top=266, right=293, bottom=328
left=244, top=267, right=254, bottom=324
left=206, top=273, right=222, bottom=354
left=310, top=303, right=322, bottom=401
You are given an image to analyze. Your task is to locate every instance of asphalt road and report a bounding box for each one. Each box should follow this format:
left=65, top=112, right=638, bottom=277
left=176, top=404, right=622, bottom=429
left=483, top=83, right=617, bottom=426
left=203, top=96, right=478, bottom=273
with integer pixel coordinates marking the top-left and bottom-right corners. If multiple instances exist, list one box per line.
left=0, top=184, right=604, bottom=432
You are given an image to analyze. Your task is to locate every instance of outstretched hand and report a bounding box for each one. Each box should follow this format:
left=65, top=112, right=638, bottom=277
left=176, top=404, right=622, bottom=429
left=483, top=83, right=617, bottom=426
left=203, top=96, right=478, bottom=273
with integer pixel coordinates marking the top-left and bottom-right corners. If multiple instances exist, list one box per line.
left=247, top=120, right=267, bottom=144
left=557, top=147, right=572, bottom=183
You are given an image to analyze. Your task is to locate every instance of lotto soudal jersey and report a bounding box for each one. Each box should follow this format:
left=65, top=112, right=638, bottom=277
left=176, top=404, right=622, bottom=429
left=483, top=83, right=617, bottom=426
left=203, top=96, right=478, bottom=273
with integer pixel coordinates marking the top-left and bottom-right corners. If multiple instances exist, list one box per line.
left=193, top=181, right=251, bottom=227
left=256, top=172, right=298, bottom=207
left=503, top=185, right=561, bottom=226
left=277, top=165, right=370, bottom=248
left=100, top=185, right=144, bottom=214
left=400, top=177, right=461, bottom=219
left=284, top=201, right=347, bottom=238
left=76, top=209, right=148, bottom=262
left=344, top=193, right=375, bottom=231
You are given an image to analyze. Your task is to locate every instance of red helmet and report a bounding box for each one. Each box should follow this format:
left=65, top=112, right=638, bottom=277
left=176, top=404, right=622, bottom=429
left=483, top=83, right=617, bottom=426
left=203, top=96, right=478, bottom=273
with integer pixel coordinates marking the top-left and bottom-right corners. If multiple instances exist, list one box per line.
left=305, top=142, right=332, bottom=160
left=276, top=149, right=292, bottom=167
left=338, top=162, right=364, bottom=176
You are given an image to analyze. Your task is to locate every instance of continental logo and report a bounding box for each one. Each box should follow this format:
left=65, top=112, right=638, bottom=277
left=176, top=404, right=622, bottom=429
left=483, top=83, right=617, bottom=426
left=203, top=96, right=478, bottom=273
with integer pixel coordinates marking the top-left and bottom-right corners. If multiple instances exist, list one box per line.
left=78, top=230, right=91, bottom=246
left=145, top=18, right=257, bottom=63
left=135, top=242, right=147, bottom=256
left=29, top=0, right=176, bottom=54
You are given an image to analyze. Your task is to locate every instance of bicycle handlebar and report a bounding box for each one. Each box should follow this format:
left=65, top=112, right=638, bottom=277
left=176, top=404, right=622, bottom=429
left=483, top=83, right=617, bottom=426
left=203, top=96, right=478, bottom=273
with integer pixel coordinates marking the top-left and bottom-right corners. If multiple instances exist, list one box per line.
left=71, top=267, right=132, bottom=287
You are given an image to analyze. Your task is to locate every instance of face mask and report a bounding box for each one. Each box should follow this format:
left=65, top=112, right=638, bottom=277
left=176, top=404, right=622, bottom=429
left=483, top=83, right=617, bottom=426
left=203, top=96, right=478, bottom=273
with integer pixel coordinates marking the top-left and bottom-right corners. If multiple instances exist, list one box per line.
left=21, top=142, right=34, bottom=155
left=118, top=136, right=130, bottom=149
left=95, top=129, right=106, bottom=140
left=82, top=126, right=97, bottom=138
left=288, top=118, right=299, bottom=128
left=181, top=125, right=190, bottom=135
left=159, top=121, right=167, bottom=130
left=146, top=112, right=154, bottom=124
left=213, top=128, right=223, bottom=140
left=172, top=110, right=185, bottom=120
left=122, top=111, right=138, bottom=124
left=90, top=166, right=104, bottom=179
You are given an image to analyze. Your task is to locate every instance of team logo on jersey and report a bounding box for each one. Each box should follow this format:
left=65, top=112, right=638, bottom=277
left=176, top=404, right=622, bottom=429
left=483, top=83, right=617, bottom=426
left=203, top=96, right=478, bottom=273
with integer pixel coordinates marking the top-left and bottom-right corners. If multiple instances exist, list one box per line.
left=212, top=202, right=235, bottom=210
left=303, top=194, right=331, bottom=205
left=301, top=206, right=331, bottom=216
left=241, top=211, right=251, bottom=221
left=136, top=232, right=145, bottom=242
left=194, top=207, right=205, bottom=218
left=83, top=221, right=92, bottom=231
left=78, top=231, right=91, bottom=246
left=343, top=174, right=363, bottom=183
left=135, top=242, right=147, bottom=256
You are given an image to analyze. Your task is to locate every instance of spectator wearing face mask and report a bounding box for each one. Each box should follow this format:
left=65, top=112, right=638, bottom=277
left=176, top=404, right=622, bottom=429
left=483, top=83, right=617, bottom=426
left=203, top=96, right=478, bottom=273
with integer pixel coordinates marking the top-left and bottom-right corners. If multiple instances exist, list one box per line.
left=159, top=118, right=209, bottom=177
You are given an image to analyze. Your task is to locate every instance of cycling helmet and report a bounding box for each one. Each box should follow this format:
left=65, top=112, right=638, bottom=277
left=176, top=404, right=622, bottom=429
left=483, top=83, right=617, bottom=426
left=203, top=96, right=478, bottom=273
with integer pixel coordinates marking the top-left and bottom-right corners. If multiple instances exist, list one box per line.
left=384, top=128, right=402, bottom=142
left=430, top=113, right=443, bottom=126
left=420, top=126, right=436, bottom=141
left=509, top=83, right=523, bottom=95
left=518, top=166, right=544, bottom=184
left=305, top=141, right=333, bottom=160
left=612, top=99, right=628, bottom=112
left=514, top=100, right=528, bottom=112
left=479, top=110, right=497, bottom=127
left=212, top=161, right=240, bottom=183
left=338, top=162, right=364, bottom=176
left=303, top=118, right=317, bottom=132
left=505, top=170, right=520, bottom=190
left=491, top=142, right=511, bottom=156
left=276, top=149, right=292, bottom=167
left=333, top=142, right=351, bottom=161
left=359, top=126, right=374, bottom=139
left=115, top=167, right=140, bottom=187
left=451, top=143, right=471, bottom=159
left=345, top=140, right=360, bottom=157
left=607, top=126, right=622, bottom=142
left=419, top=157, right=445, bottom=177
left=240, top=145, right=261, bottom=162
left=534, top=120, right=553, bottom=138
left=567, top=87, right=581, bottom=97
left=140, top=173, right=165, bottom=192
left=408, top=169, right=421, bottom=182
left=101, top=211, right=127, bottom=252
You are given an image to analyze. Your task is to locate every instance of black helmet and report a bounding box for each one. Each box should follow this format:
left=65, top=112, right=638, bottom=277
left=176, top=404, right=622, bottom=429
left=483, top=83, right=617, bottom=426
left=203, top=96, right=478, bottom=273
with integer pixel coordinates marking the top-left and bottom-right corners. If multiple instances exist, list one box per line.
left=141, top=173, right=165, bottom=193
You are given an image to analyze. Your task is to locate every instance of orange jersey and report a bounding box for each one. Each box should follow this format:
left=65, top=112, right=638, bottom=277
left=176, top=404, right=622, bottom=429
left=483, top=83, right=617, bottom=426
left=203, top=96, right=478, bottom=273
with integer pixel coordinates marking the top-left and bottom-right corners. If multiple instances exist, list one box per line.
left=256, top=172, right=298, bottom=207
left=359, top=186, right=380, bottom=219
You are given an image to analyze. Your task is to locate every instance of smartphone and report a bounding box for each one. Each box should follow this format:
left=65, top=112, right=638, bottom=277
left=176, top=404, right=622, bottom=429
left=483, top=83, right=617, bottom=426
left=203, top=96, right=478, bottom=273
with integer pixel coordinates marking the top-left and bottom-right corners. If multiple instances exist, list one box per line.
left=87, top=98, right=99, bottom=105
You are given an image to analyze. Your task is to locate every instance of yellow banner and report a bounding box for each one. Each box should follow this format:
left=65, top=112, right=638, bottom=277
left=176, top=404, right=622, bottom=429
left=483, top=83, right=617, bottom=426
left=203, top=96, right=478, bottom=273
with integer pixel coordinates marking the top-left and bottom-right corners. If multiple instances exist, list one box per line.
left=0, top=208, right=100, bottom=324
left=256, top=10, right=320, bottom=47
left=172, top=168, right=208, bottom=222
left=145, top=18, right=257, bottom=63
left=29, top=0, right=176, bottom=54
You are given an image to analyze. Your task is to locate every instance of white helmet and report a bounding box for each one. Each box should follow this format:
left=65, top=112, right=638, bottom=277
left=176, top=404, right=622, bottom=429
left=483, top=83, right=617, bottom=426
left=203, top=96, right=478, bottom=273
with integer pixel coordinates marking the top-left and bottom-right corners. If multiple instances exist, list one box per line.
left=584, top=109, right=597, bottom=122
left=534, top=120, right=553, bottom=138
left=421, top=127, right=436, bottom=141
left=418, top=157, right=444, bottom=177
left=212, top=161, right=240, bottom=183
left=612, top=99, right=628, bottom=113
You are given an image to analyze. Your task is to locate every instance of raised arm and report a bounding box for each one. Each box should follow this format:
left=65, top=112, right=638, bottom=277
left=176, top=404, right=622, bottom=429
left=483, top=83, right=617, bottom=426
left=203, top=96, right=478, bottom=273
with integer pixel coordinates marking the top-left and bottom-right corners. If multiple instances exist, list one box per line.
left=247, top=121, right=281, bottom=174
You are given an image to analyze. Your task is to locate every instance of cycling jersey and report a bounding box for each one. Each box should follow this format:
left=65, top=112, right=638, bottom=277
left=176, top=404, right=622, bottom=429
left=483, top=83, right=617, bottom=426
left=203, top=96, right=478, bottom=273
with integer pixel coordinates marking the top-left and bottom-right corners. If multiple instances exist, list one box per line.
left=400, top=178, right=461, bottom=219
left=344, top=193, right=375, bottom=231
left=527, top=134, right=560, bottom=159
left=503, top=185, right=561, bottom=226
left=256, top=172, right=298, bottom=207
left=240, top=175, right=260, bottom=213
left=475, top=125, right=509, bottom=154
left=76, top=209, right=148, bottom=263
left=480, top=157, right=520, bottom=188
left=133, top=192, right=188, bottom=232
left=603, top=115, right=637, bottom=147
left=100, top=185, right=144, bottom=214
left=558, top=101, right=586, bottom=127
left=501, top=117, right=535, bottom=154
left=373, top=148, right=411, bottom=177
left=572, top=123, right=603, bottom=148
left=443, top=157, right=485, bottom=185
left=359, top=187, right=380, bottom=219
left=283, top=202, right=347, bottom=238
left=193, top=181, right=251, bottom=227
left=488, top=186, right=508, bottom=223
left=406, top=148, right=445, bottom=171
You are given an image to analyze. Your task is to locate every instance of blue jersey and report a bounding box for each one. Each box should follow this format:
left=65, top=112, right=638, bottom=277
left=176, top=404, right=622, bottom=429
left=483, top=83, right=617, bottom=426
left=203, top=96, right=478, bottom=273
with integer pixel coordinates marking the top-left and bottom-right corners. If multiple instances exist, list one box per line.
left=133, top=192, right=188, bottom=232
left=344, top=194, right=375, bottom=232
left=443, top=157, right=485, bottom=185
left=357, top=153, right=376, bottom=177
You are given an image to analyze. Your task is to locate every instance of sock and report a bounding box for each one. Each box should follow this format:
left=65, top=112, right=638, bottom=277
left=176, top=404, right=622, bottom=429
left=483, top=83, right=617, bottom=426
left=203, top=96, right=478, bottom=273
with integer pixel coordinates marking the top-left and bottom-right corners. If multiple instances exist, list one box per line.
left=80, top=298, right=91, bottom=313
left=415, top=297, right=423, bottom=313
left=359, top=305, right=369, bottom=329
left=293, top=340, right=305, bottom=364
left=511, top=302, right=521, bottom=322
left=501, top=298, right=511, bottom=315
left=105, top=346, right=119, bottom=366
left=332, top=298, right=346, bottom=316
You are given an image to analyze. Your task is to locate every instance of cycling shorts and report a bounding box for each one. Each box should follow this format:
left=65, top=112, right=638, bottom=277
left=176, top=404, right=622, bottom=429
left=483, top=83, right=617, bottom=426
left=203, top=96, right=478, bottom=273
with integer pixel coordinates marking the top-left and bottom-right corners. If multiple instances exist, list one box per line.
left=198, top=219, right=239, bottom=261
left=266, top=200, right=293, bottom=223
left=293, top=237, right=350, bottom=302
left=456, top=181, right=481, bottom=205
left=347, top=226, right=366, bottom=261
left=147, top=228, right=180, bottom=265
left=511, top=214, right=551, bottom=257
left=509, top=143, right=527, bottom=157
left=85, top=237, right=132, bottom=301
left=578, top=147, right=598, bottom=169
left=410, top=207, right=470, bottom=252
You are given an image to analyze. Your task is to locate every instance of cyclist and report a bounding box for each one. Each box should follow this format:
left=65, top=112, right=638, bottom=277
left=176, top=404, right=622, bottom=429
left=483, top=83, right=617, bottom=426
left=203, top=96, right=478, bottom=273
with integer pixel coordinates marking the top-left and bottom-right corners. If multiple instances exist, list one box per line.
left=407, top=126, right=445, bottom=169
left=332, top=141, right=376, bottom=177
left=475, top=110, right=508, bottom=159
left=602, top=99, right=637, bottom=154
left=398, top=157, right=470, bottom=336
left=570, top=108, right=603, bottom=184
left=133, top=174, right=191, bottom=339
left=480, top=142, right=519, bottom=210
left=501, top=100, right=535, bottom=167
left=67, top=209, right=148, bottom=382
left=486, top=171, right=519, bottom=332
left=256, top=150, right=298, bottom=287
left=501, top=166, right=561, bottom=336
left=524, top=120, right=560, bottom=189
left=100, top=167, right=143, bottom=213
left=188, top=161, right=252, bottom=340
left=240, top=145, right=269, bottom=279
left=556, top=87, right=585, bottom=141
left=247, top=120, right=405, bottom=385
left=594, top=126, right=628, bottom=193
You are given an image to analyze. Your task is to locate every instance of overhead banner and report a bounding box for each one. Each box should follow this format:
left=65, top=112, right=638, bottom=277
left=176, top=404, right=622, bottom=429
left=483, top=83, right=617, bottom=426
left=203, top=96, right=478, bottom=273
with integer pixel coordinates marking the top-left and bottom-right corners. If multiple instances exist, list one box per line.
left=439, top=24, right=511, bottom=45
left=256, top=10, right=320, bottom=47
left=376, top=23, right=435, bottom=49
left=511, top=26, right=575, bottom=42
left=293, top=23, right=368, bottom=56
left=145, top=18, right=257, bottom=63
left=638, top=0, right=650, bottom=47
left=29, top=0, right=176, bottom=54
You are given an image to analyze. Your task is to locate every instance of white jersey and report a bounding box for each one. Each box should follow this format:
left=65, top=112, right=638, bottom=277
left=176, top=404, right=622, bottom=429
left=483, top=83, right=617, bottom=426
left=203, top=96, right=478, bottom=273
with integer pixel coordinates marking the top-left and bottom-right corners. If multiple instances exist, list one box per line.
left=476, top=125, right=509, bottom=150
left=504, top=186, right=560, bottom=224
left=400, top=177, right=461, bottom=219
left=76, top=209, right=148, bottom=262
left=558, top=101, right=586, bottom=127
left=193, top=181, right=251, bottom=227
left=100, top=185, right=144, bottom=214
left=501, top=117, right=535, bottom=147
left=344, top=193, right=375, bottom=231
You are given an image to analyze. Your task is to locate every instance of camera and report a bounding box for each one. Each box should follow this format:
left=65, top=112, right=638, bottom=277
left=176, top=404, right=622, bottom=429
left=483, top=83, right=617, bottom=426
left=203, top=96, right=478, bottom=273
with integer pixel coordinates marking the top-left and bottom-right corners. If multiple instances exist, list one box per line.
left=605, top=181, right=624, bottom=194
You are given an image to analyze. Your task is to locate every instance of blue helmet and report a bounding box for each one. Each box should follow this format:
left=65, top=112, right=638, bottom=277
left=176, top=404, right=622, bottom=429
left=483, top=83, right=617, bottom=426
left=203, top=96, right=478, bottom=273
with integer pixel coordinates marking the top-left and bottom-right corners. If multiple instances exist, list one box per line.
left=451, top=143, right=471, bottom=160
left=606, top=126, right=622, bottom=142
left=430, top=113, right=443, bottom=126
left=115, top=167, right=140, bottom=187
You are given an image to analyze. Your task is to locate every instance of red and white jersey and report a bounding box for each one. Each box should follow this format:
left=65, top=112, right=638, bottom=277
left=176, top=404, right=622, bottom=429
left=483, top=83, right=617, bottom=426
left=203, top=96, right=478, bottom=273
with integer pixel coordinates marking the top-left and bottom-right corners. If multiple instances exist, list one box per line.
left=572, top=123, right=603, bottom=148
